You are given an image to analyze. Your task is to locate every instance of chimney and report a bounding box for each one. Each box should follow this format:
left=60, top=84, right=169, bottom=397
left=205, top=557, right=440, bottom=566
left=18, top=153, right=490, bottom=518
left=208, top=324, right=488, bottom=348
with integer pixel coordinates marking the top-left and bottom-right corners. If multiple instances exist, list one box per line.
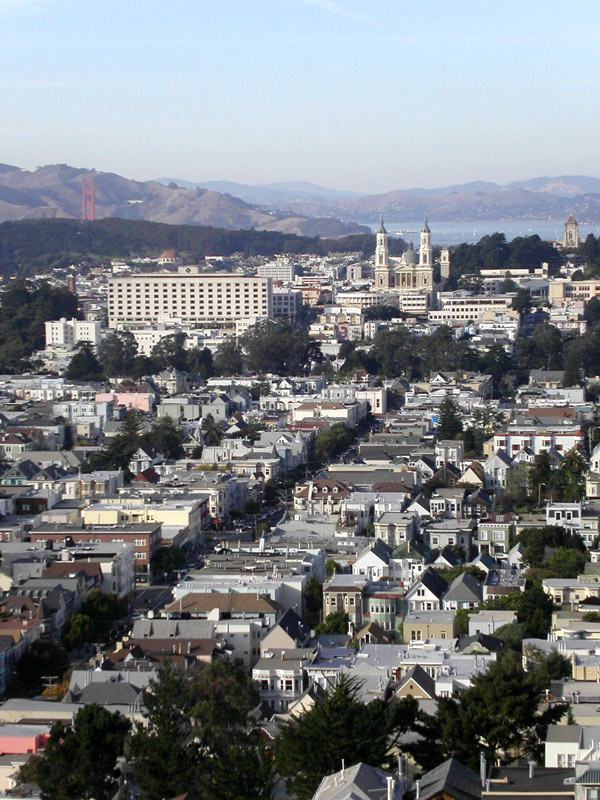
left=480, top=751, right=486, bottom=787
left=528, top=760, right=535, bottom=779
left=398, top=755, right=403, bottom=777
left=387, top=776, right=395, bottom=800
left=415, top=779, right=421, bottom=800
left=341, top=759, right=345, bottom=780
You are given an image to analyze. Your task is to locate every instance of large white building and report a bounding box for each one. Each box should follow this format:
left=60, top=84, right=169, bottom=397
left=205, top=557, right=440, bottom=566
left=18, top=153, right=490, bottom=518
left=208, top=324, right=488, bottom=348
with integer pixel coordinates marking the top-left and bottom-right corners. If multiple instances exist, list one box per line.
left=257, top=260, right=295, bottom=282
left=107, top=267, right=273, bottom=328
left=45, top=318, right=102, bottom=351
left=428, top=293, right=513, bottom=324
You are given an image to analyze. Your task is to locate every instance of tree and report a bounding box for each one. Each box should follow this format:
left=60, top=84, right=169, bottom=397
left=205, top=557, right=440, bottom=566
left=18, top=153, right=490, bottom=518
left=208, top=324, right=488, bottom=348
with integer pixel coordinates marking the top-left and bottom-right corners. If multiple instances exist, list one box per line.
left=18, top=704, right=130, bottom=800
left=65, top=342, right=104, bottom=382
left=16, top=639, right=70, bottom=693
left=201, top=413, right=224, bottom=446
left=90, top=408, right=142, bottom=473
left=315, top=611, right=349, bottom=635
left=152, top=545, right=187, bottom=576
left=191, top=659, right=259, bottom=755
left=275, top=675, right=416, bottom=799
left=436, top=395, right=463, bottom=440
left=326, top=558, right=341, bottom=578
left=127, top=663, right=205, bottom=800
left=213, top=339, right=244, bottom=375
left=241, top=319, right=321, bottom=375
left=512, top=287, right=531, bottom=313
left=585, top=296, right=600, bottom=326
left=151, top=332, right=189, bottom=371
left=313, top=423, right=356, bottom=463
left=0, top=279, right=80, bottom=373
left=187, top=346, right=214, bottom=378
left=517, top=525, right=586, bottom=570
left=99, top=330, right=138, bottom=377
left=62, top=613, right=94, bottom=652
left=143, top=416, right=184, bottom=459
left=405, top=651, right=567, bottom=771
left=304, top=576, right=323, bottom=628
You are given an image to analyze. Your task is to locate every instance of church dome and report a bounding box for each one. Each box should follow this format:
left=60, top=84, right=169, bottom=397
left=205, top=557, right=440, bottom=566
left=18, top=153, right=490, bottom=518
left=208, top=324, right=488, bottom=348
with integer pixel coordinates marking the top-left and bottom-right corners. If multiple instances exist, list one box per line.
left=404, top=241, right=418, bottom=265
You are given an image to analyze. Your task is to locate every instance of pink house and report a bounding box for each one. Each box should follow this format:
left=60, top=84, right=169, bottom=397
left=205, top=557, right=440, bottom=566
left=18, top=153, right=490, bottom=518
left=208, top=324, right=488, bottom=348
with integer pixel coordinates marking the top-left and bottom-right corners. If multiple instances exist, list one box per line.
left=96, top=382, right=156, bottom=413
left=0, top=724, right=50, bottom=754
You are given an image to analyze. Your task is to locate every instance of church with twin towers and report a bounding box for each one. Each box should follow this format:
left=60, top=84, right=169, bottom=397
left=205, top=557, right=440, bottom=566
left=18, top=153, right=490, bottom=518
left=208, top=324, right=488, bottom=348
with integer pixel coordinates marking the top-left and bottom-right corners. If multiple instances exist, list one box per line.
left=374, top=216, right=449, bottom=291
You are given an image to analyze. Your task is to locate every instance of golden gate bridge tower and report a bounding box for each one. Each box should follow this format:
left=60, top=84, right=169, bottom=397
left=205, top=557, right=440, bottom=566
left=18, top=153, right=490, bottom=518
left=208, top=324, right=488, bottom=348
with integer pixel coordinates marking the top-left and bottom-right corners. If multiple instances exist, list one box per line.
left=82, top=178, right=95, bottom=221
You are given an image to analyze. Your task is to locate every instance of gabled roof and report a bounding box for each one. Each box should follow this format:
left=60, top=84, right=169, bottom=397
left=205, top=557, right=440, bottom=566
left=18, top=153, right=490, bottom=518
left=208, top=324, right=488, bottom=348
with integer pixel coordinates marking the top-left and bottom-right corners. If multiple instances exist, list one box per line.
left=313, top=762, right=398, bottom=800
left=457, top=632, right=504, bottom=653
left=415, top=757, right=482, bottom=800
left=273, top=607, right=310, bottom=644
left=411, top=567, right=448, bottom=598
left=395, top=664, right=435, bottom=698
left=444, top=572, right=483, bottom=604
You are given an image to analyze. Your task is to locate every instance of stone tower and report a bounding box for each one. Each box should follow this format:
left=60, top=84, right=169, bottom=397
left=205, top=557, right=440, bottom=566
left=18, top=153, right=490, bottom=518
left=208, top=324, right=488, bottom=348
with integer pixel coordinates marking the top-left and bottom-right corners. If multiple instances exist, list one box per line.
left=440, top=246, right=450, bottom=280
left=374, top=215, right=391, bottom=289
left=419, top=215, right=432, bottom=267
left=562, top=215, right=579, bottom=249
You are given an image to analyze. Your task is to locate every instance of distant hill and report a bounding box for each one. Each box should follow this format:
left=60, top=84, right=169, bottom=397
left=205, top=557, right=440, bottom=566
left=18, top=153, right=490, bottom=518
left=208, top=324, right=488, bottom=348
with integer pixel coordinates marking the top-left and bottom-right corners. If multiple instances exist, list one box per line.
left=154, top=178, right=365, bottom=206
left=0, top=164, right=369, bottom=237
left=155, top=173, right=600, bottom=223
left=0, top=217, right=393, bottom=278
left=5, top=164, right=600, bottom=228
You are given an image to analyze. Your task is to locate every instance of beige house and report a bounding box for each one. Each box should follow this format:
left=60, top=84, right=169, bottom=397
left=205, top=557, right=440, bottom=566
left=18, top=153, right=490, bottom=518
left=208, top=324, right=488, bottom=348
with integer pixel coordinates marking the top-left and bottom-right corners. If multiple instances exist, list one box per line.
left=322, top=576, right=367, bottom=628
left=403, top=611, right=456, bottom=643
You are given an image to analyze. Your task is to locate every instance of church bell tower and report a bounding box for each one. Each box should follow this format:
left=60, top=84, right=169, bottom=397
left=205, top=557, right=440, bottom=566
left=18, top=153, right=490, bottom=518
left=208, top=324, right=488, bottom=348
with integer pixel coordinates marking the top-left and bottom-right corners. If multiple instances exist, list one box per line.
left=375, top=215, right=391, bottom=289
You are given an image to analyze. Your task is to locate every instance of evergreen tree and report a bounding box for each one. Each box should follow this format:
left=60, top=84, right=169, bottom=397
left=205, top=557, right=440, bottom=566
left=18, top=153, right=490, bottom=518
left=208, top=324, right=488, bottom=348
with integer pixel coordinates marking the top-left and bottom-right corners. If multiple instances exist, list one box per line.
left=99, top=330, right=138, bottom=377
left=143, top=416, right=184, bottom=459
left=436, top=395, right=463, bottom=440
left=90, top=408, right=142, bottom=473
left=18, top=704, right=130, bottom=800
left=405, top=651, right=567, bottom=771
left=65, top=342, right=104, bottom=382
left=275, top=675, right=416, bottom=800
left=151, top=332, right=189, bottom=371
left=127, top=663, right=204, bottom=800
left=201, top=413, right=224, bottom=446
left=213, top=339, right=244, bottom=375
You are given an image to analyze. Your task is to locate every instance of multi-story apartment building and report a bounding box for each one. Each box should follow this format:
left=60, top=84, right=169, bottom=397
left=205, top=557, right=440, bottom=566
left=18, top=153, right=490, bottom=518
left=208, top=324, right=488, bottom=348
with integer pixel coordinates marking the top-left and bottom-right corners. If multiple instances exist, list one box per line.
left=272, top=288, right=303, bottom=320
left=107, top=268, right=273, bottom=328
left=257, top=260, right=295, bottom=282
left=45, top=318, right=102, bottom=350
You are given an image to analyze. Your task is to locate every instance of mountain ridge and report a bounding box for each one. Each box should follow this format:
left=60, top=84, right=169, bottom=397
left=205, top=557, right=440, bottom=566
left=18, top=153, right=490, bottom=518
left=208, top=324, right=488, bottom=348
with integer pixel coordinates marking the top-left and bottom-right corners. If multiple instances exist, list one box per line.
left=0, top=164, right=369, bottom=237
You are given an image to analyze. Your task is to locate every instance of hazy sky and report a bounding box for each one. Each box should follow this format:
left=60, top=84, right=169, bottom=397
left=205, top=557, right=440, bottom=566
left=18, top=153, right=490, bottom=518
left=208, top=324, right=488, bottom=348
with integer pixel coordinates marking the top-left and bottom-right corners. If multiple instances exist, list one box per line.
left=2, top=0, right=599, bottom=193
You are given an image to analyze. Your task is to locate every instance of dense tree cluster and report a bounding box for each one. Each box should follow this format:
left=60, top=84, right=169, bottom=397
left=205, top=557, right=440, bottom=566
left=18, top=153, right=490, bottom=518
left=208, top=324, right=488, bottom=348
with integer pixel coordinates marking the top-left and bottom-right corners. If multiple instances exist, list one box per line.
left=447, top=232, right=561, bottom=285
left=405, top=651, right=567, bottom=771
left=275, top=675, right=417, bottom=799
left=312, top=422, right=356, bottom=463
left=0, top=279, right=79, bottom=372
left=86, top=409, right=184, bottom=474
left=126, top=660, right=270, bottom=800
left=18, top=704, right=130, bottom=800
left=0, top=218, right=407, bottom=277
left=62, top=590, right=128, bottom=651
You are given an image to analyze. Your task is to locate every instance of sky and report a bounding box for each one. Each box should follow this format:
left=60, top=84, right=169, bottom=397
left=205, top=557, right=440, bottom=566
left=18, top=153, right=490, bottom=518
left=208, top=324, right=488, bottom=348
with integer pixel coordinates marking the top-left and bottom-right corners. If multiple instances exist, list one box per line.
left=1, top=0, right=599, bottom=194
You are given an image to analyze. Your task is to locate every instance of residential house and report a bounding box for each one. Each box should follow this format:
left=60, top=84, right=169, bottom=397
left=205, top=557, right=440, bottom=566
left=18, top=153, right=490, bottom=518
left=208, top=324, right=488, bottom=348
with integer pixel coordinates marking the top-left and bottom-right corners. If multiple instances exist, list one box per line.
left=352, top=540, right=394, bottom=581
left=252, top=647, right=315, bottom=713
left=405, top=568, right=448, bottom=613
left=442, top=572, right=483, bottom=610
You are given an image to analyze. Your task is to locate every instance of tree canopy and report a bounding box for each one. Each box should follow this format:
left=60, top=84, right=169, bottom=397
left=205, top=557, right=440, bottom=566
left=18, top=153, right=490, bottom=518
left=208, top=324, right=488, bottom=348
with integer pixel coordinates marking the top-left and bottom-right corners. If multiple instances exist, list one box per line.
left=18, top=704, right=130, bottom=800
left=275, top=675, right=417, bottom=799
